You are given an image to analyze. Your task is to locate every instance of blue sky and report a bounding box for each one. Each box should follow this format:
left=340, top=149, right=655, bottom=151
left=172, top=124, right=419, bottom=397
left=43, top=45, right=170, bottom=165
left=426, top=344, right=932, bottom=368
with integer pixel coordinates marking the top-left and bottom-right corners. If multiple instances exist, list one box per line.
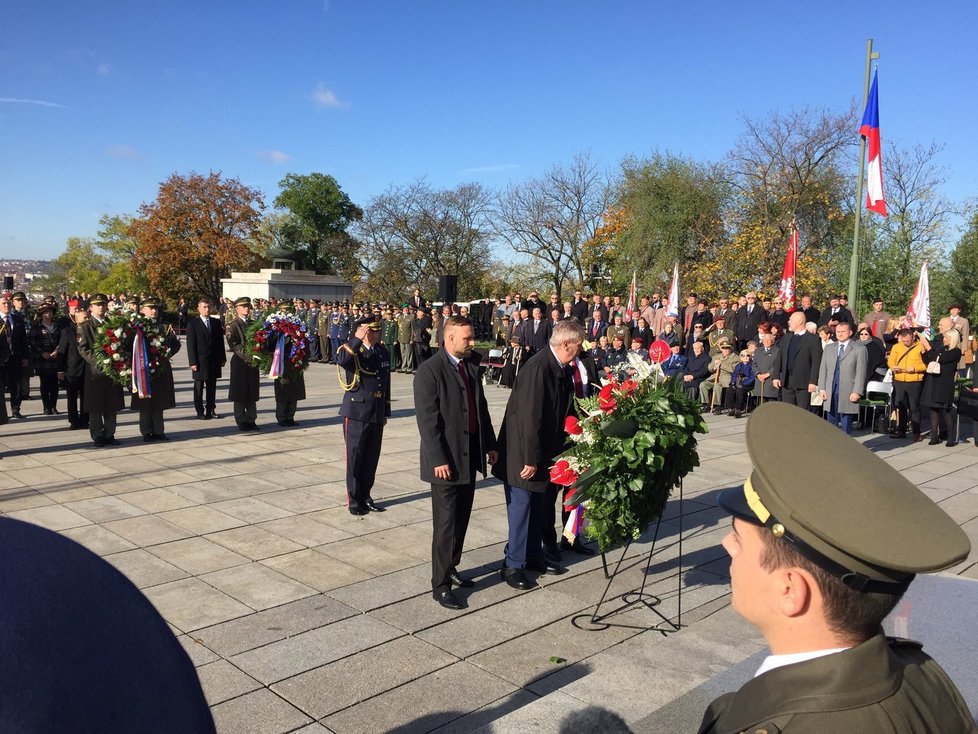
left=2, top=1, right=976, bottom=259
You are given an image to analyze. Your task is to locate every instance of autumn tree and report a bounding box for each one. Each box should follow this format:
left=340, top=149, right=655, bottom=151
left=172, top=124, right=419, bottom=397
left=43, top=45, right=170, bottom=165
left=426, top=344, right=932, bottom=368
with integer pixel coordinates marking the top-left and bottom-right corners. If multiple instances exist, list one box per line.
left=39, top=237, right=110, bottom=294
left=273, top=172, right=363, bottom=275
left=946, top=206, right=978, bottom=318
left=355, top=180, right=495, bottom=302
left=129, top=172, right=266, bottom=303
left=496, top=152, right=610, bottom=297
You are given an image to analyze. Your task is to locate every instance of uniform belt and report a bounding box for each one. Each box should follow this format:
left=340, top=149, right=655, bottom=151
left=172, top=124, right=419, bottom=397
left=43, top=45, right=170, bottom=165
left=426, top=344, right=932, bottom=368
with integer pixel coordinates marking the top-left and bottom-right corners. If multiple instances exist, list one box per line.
left=371, top=391, right=383, bottom=398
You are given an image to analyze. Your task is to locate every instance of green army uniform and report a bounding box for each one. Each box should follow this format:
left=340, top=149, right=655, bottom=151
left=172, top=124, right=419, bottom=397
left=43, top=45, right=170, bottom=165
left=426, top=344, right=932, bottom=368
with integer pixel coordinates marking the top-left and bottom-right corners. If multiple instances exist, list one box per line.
left=606, top=324, right=630, bottom=345
left=700, top=346, right=739, bottom=407
left=381, top=316, right=399, bottom=371
left=130, top=297, right=181, bottom=441
left=317, top=308, right=331, bottom=363
left=397, top=311, right=415, bottom=372
left=701, top=403, right=974, bottom=734
left=708, top=327, right=735, bottom=356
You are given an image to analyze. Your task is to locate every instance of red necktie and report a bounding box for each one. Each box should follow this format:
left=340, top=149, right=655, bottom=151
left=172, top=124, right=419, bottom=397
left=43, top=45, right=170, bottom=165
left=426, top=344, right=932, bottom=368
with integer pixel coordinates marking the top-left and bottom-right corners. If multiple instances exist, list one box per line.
left=872, top=320, right=878, bottom=337
left=572, top=362, right=585, bottom=398
left=457, top=360, right=477, bottom=433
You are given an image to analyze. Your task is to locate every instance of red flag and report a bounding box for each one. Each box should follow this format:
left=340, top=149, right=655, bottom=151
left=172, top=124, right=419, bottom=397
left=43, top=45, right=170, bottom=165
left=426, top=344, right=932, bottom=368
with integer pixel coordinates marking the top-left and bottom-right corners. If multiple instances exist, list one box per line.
left=860, top=70, right=887, bottom=216
left=776, top=221, right=799, bottom=312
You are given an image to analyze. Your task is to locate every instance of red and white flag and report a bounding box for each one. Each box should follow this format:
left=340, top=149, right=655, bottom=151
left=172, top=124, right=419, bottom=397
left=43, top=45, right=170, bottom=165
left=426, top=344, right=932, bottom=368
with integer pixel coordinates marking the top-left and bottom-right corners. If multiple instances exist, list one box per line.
left=776, top=221, right=799, bottom=312
left=860, top=70, right=887, bottom=216
left=625, top=270, right=637, bottom=321
left=901, top=261, right=930, bottom=338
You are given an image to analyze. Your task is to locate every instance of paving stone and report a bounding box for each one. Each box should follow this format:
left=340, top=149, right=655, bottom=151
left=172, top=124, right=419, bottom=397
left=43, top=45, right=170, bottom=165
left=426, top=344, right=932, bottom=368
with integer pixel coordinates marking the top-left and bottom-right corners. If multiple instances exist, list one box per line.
left=261, top=549, right=373, bottom=592
left=230, top=615, right=404, bottom=685
left=61, top=524, right=137, bottom=555
left=322, top=661, right=517, bottom=734
left=149, top=536, right=251, bottom=575
left=0, top=488, right=54, bottom=511
left=324, top=564, right=433, bottom=612
left=206, top=526, right=305, bottom=560
left=105, top=548, right=189, bottom=588
left=258, top=514, right=354, bottom=547
left=209, top=497, right=295, bottom=523
left=272, top=636, right=458, bottom=719
left=158, top=505, right=246, bottom=534
left=177, top=633, right=221, bottom=667
left=200, top=562, right=317, bottom=610
left=210, top=689, right=312, bottom=734
left=6, top=504, right=92, bottom=531
left=102, top=514, right=192, bottom=546
left=143, top=578, right=253, bottom=632
left=314, top=534, right=425, bottom=576
left=256, top=487, right=336, bottom=513
left=122, top=487, right=199, bottom=512
left=196, top=658, right=263, bottom=705
left=62, top=495, right=146, bottom=523
left=35, top=482, right=107, bottom=502
left=194, top=594, right=360, bottom=657
left=84, top=474, right=158, bottom=495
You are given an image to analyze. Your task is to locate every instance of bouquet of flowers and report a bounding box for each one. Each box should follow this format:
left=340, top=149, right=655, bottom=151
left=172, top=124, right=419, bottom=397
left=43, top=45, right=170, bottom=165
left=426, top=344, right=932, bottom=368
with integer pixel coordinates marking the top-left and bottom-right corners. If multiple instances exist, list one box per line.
left=245, top=312, right=310, bottom=380
left=92, top=312, right=175, bottom=389
left=552, top=354, right=708, bottom=552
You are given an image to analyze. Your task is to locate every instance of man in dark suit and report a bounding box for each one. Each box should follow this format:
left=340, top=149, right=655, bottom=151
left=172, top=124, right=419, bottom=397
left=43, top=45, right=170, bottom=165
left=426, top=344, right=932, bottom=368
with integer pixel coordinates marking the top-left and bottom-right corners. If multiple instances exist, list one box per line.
left=56, top=300, right=89, bottom=430
left=337, top=315, right=391, bottom=515
left=76, top=293, right=125, bottom=447
left=414, top=316, right=498, bottom=610
left=774, top=312, right=823, bottom=410
left=522, top=306, right=550, bottom=356
left=586, top=309, right=607, bottom=342
left=0, top=294, right=28, bottom=419
left=0, top=297, right=11, bottom=424
left=818, top=294, right=855, bottom=329
left=492, top=320, right=584, bottom=590
left=570, top=289, right=589, bottom=324
left=731, top=292, right=766, bottom=351
left=186, top=298, right=226, bottom=420
left=226, top=297, right=261, bottom=431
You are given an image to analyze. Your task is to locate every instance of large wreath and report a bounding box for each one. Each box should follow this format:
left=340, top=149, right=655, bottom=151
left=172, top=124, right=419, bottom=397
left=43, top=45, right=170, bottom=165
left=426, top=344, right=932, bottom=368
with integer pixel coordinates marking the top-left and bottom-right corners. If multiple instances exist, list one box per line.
left=92, top=312, right=175, bottom=388
left=245, top=312, right=310, bottom=380
left=552, top=355, right=708, bottom=552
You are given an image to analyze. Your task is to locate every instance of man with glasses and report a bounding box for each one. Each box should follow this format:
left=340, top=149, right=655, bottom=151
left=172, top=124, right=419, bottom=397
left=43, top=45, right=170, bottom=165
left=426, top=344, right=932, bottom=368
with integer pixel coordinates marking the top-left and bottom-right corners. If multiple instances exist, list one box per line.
left=570, top=290, right=589, bottom=323
left=768, top=298, right=790, bottom=330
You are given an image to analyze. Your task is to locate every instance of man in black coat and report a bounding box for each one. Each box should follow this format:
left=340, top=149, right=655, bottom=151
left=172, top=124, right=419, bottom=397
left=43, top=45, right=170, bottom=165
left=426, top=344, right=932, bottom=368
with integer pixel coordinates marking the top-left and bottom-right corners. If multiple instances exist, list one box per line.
left=0, top=295, right=28, bottom=419
left=337, top=315, right=391, bottom=515
left=731, top=292, right=766, bottom=351
left=414, top=316, right=498, bottom=610
left=521, top=306, right=551, bottom=356
left=774, top=311, right=823, bottom=409
left=76, top=294, right=125, bottom=447
left=226, top=297, right=261, bottom=431
left=492, top=320, right=584, bottom=590
left=56, top=300, right=89, bottom=430
left=570, top=289, right=589, bottom=324
left=817, top=294, right=855, bottom=328
left=131, top=297, right=181, bottom=442
left=187, top=298, right=226, bottom=420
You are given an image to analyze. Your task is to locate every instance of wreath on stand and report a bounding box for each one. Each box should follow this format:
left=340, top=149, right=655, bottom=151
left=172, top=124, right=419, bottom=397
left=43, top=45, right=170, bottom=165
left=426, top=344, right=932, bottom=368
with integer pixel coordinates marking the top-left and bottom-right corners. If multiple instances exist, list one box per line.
left=91, top=312, right=175, bottom=389
left=244, top=312, right=310, bottom=381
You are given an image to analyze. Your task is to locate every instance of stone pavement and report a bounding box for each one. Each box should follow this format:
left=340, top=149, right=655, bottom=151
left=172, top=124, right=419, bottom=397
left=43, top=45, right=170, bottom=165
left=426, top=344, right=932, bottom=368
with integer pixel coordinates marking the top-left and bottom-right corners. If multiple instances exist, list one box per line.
left=1, top=352, right=976, bottom=733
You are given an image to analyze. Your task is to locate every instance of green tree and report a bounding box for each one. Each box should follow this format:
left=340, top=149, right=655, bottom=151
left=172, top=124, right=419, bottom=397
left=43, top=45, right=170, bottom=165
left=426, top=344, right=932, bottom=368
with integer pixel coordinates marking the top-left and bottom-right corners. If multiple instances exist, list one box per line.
left=947, top=207, right=978, bottom=318
left=96, top=214, right=150, bottom=294
left=39, top=237, right=109, bottom=294
left=273, top=172, right=363, bottom=275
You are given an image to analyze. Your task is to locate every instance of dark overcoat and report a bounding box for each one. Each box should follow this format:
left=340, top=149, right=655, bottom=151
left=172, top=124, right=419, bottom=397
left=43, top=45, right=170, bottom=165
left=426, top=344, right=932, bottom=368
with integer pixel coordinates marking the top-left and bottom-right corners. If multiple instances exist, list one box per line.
left=697, top=634, right=974, bottom=734
left=186, top=316, right=226, bottom=382
left=920, top=346, right=962, bottom=409
left=56, top=323, right=85, bottom=382
left=76, top=318, right=125, bottom=413
left=491, top=348, right=574, bottom=493
left=777, top=330, right=823, bottom=389
left=414, top=349, right=497, bottom=485
left=131, top=325, right=180, bottom=410
left=274, top=373, right=306, bottom=402
left=226, top=318, right=260, bottom=403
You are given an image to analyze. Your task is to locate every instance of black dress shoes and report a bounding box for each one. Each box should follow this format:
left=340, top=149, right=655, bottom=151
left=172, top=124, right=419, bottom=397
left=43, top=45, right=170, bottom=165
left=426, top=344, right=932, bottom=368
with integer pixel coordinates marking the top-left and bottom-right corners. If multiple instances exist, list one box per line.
left=364, top=498, right=386, bottom=512
left=104, top=437, right=120, bottom=446
left=237, top=423, right=250, bottom=431
left=560, top=539, right=596, bottom=556
left=210, top=411, right=221, bottom=419
left=433, top=589, right=465, bottom=610
left=349, top=506, right=369, bottom=516
left=92, top=437, right=105, bottom=448
left=153, top=434, right=171, bottom=442
left=143, top=435, right=155, bottom=443
left=525, top=558, right=567, bottom=575
left=197, top=413, right=208, bottom=420
left=500, top=567, right=536, bottom=590
left=448, top=570, right=474, bottom=588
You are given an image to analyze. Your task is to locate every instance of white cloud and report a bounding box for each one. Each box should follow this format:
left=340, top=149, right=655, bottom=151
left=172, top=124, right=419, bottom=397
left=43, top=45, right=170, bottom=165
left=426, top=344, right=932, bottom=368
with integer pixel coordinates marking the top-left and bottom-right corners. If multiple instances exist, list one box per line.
left=461, top=163, right=520, bottom=174
left=258, top=149, right=292, bottom=164
left=106, top=144, right=139, bottom=160
left=97, top=63, right=112, bottom=76
left=0, top=97, right=68, bottom=109
left=312, top=83, right=347, bottom=109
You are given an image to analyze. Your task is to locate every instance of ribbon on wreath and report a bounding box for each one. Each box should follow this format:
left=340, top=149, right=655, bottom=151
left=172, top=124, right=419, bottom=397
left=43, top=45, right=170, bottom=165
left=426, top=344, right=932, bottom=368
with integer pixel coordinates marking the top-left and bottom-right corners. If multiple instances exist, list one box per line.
left=562, top=502, right=586, bottom=544
left=131, top=326, right=152, bottom=398
left=268, top=332, right=287, bottom=379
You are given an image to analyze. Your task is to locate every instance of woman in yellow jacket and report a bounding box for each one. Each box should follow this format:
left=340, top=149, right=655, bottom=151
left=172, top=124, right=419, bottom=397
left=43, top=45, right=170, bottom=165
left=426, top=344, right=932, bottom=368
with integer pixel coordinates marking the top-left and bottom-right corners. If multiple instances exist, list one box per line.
left=887, top=326, right=926, bottom=440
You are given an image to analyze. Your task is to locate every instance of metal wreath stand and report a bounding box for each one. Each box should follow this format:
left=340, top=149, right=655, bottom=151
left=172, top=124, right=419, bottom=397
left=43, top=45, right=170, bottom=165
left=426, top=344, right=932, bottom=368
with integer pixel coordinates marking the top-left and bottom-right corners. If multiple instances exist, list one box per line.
left=572, top=478, right=685, bottom=634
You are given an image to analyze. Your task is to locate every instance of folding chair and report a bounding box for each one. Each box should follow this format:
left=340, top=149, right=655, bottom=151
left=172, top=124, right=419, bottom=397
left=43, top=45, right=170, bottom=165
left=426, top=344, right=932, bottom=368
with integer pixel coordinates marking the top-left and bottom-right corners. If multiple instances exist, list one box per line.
left=480, top=348, right=505, bottom=384
left=858, top=380, right=894, bottom=434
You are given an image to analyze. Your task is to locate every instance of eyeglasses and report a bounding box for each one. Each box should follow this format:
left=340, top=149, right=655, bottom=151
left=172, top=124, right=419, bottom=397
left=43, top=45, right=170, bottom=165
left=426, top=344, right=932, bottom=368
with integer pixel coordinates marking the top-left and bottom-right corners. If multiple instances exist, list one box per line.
left=859, top=331, right=870, bottom=335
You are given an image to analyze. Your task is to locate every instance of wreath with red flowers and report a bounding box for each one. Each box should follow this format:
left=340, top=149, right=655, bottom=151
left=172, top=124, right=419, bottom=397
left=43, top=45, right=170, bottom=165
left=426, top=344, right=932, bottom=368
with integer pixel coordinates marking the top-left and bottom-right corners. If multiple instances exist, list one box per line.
left=244, top=312, right=310, bottom=381
left=91, top=312, right=175, bottom=388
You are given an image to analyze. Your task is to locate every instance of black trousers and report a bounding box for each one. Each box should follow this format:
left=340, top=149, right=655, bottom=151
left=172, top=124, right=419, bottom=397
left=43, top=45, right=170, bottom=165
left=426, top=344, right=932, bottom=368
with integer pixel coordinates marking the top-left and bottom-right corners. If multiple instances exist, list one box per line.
left=893, top=381, right=922, bottom=434
left=38, top=372, right=59, bottom=411
left=193, top=378, right=218, bottom=416
left=430, top=480, right=475, bottom=591
left=7, top=363, right=23, bottom=410
left=781, top=385, right=812, bottom=409
left=66, top=378, right=88, bottom=427
left=343, top=417, right=384, bottom=510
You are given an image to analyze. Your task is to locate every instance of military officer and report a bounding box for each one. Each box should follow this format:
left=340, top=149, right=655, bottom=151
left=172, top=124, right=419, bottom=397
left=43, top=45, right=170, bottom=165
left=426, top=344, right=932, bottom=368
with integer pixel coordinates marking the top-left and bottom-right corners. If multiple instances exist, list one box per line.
left=318, top=304, right=333, bottom=363
left=396, top=305, right=415, bottom=372
left=130, top=297, right=180, bottom=441
left=705, top=315, right=735, bottom=356
left=381, top=308, right=399, bottom=371
left=701, top=339, right=739, bottom=413
left=328, top=304, right=347, bottom=362
left=699, top=402, right=973, bottom=733
left=272, top=302, right=306, bottom=427
left=226, top=296, right=261, bottom=431
left=305, top=300, right=320, bottom=362
left=76, top=293, right=125, bottom=447
left=336, top=314, right=391, bottom=515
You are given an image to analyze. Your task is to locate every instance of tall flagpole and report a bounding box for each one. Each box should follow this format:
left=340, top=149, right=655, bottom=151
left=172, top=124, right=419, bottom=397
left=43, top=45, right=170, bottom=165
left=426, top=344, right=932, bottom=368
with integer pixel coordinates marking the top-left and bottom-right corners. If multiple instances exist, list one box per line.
left=847, top=39, right=879, bottom=308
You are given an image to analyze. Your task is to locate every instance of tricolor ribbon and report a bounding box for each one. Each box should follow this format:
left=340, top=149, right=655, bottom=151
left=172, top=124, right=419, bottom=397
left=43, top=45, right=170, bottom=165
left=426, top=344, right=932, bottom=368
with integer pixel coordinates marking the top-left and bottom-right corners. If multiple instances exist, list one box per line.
left=268, top=332, right=286, bottom=379
left=131, top=326, right=152, bottom=398
left=562, top=502, right=586, bottom=544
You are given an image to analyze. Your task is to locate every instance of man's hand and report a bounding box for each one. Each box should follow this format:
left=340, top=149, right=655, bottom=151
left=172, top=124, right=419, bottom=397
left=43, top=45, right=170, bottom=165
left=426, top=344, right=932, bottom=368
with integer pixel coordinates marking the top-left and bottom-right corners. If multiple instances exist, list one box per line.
left=487, top=450, right=499, bottom=464
left=807, top=383, right=817, bottom=393
left=57, top=371, right=65, bottom=380
left=434, top=464, right=452, bottom=481
left=519, top=464, right=536, bottom=480
left=191, top=364, right=198, bottom=372
left=820, top=390, right=828, bottom=401
left=849, top=392, right=861, bottom=403
left=355, top=324, right=369, bottom=340
left=758, top=373, right=769, bottom=382
left=772, top=379, right=782, bottom=389
left=683, top=374, right=693, bottom=382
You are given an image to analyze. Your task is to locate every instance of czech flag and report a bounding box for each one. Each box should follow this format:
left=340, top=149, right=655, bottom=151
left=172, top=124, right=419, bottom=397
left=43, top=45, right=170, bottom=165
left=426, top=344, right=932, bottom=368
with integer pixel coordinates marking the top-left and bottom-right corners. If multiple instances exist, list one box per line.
left=860, top=70, right=887, bottom=216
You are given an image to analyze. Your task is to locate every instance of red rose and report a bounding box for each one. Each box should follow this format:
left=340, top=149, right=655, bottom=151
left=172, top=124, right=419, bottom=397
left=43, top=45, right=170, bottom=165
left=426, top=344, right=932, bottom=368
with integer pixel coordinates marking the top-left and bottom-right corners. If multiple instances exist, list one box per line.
left=598, top=383, right=616, bottom=413
left=565, top=415, right=583, bottom=435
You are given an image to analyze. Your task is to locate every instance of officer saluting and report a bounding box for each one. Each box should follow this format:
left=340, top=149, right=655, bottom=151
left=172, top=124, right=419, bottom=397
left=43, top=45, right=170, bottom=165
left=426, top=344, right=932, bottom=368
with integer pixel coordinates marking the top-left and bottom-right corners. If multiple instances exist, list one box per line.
left=336, top=314, right=391, bottom=515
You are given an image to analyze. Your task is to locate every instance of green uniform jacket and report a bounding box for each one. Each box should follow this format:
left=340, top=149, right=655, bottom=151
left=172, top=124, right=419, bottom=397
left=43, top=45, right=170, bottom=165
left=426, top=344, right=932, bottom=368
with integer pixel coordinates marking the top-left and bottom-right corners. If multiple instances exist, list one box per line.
left=698, top=634, right=976, bottom=734
left=130, top=325, right=181, bottom=410
left=226, top=318, right=260, bottom=403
